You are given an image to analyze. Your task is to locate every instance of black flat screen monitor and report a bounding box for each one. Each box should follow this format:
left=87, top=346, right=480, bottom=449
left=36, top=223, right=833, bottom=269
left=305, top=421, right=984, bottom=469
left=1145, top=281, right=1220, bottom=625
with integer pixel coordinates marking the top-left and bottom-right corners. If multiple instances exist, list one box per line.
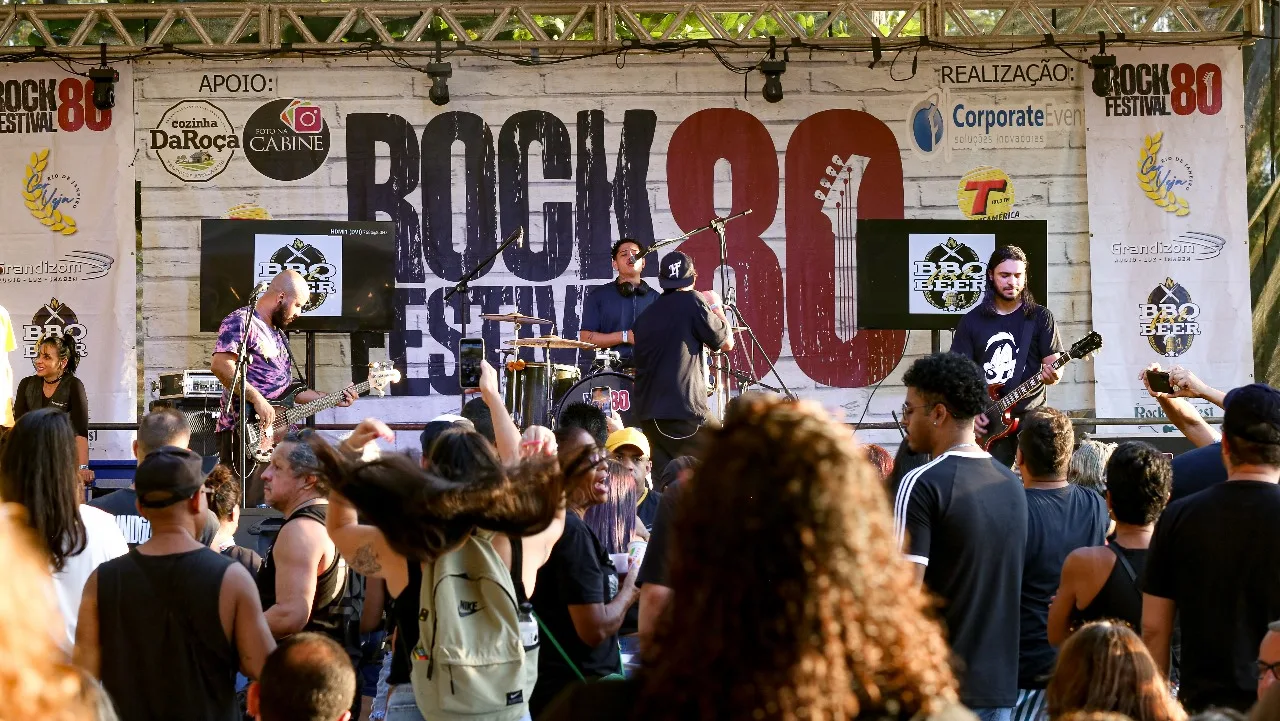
left=200, top=219, right=396, bottom=333
left=856, top=219, right=1047, bottom=330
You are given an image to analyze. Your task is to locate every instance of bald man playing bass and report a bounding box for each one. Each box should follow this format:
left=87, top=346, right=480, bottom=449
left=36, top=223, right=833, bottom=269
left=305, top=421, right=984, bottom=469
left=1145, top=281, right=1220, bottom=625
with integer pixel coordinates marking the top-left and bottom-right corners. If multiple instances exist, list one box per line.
left=210, top=270, right=356, bottom=505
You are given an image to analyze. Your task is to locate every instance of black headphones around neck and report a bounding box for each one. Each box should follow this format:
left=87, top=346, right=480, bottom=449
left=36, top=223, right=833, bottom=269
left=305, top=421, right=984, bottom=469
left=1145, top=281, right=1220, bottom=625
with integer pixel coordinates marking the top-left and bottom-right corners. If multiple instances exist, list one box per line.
left=617, top=279, right=650, bottom=298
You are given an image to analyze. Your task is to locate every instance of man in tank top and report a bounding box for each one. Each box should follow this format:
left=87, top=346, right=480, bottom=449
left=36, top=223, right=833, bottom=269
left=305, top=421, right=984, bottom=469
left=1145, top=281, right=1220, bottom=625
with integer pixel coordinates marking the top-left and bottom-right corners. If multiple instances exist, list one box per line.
left=73, top=446, right=276, bottom=721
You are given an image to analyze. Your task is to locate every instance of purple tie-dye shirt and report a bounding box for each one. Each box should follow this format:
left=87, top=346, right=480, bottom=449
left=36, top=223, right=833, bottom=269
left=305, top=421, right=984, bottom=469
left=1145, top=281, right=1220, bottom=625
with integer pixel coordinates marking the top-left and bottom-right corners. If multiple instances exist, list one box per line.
left=214, top=307, right=294, bottom=433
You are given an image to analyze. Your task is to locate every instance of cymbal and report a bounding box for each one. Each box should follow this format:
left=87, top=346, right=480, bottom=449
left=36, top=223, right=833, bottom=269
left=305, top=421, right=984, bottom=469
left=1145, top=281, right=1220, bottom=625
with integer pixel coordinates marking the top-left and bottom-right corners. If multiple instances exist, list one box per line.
left=481, top=312, right=553, bottom=325
left=507, top=335, right=598, bottom=350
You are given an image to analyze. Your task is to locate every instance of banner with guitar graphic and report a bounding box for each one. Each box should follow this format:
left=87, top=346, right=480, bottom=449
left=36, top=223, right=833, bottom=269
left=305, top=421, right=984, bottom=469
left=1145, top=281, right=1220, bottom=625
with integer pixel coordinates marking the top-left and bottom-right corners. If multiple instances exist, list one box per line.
left=1084, top=47, right=1252, bottom=434
left=0, top=65, right=136, bottom=458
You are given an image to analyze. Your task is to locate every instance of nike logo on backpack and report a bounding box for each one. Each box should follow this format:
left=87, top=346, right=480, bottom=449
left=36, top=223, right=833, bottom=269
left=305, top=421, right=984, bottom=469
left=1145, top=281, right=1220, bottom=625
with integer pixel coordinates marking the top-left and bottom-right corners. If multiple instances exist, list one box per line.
left=458, top=600, right=483, bottom=618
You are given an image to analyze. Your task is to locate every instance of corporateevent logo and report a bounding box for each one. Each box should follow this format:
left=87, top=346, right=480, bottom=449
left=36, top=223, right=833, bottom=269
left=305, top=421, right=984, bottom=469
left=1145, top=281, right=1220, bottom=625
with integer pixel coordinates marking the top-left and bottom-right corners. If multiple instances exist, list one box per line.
left=1100, top=61, right=1223, bottom=117
left=1139, top=277, right=1201, bottom=357
left=23, top=297, right=87, bottom=359
left=908, top=90, right=1059, bottom=157
left=150, top=100, right=239, bottom=182
left=21, top=149, right=78, bottom=235
left=1137, top=132, right=1192, bottom=216
left=0, top=250, right=113, bottom=283
left=1112, top=231, right=1224, bottom=263
left=254, top=235, right=342, bottom=316
left=908, top=234, right=992, bottom=314
left=957, top=167, right=1017, bottom=220
left=242, top=98, right=330, bottom=182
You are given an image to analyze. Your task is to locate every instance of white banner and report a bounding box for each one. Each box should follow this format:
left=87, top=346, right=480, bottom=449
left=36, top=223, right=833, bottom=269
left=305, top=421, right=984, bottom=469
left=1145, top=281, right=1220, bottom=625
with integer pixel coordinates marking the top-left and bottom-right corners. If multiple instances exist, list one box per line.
left=0, top=67, right=136, bottom=457
left=1085, top=47, right=1251, bottom=433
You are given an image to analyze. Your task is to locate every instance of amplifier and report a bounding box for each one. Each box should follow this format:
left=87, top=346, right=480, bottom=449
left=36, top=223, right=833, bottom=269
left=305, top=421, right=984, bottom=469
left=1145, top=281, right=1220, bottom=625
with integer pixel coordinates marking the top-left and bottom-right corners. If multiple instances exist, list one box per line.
left=158, top=370, right=223, bottom=399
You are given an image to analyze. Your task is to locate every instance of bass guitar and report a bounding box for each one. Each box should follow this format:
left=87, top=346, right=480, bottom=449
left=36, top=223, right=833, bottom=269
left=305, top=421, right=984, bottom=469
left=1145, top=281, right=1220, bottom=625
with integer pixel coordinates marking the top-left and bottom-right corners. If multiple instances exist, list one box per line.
left=235, top=361, right=401, bottom=464
left=978, top=332, right=1102, bottom=450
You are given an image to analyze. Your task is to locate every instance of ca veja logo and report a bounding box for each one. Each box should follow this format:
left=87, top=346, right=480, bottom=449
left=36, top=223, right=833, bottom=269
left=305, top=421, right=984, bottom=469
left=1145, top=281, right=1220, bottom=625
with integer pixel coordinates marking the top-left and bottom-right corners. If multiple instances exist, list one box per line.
left=1137, top=132, right=1190, bottom=217
left=21, top=149, right=77, bottom=235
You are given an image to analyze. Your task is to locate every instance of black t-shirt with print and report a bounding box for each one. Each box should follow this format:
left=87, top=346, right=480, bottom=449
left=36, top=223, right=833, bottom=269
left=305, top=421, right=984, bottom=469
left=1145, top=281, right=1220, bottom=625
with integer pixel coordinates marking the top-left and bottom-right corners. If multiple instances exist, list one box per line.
left=632, top=290, right=729, bottom=423
left=530, top=512, right=622, bottom=717
left=951, top=304, right=1062, bottom=415
left=1144, top=481, right=1280, bottom=713
left=893, top=449, right=1027, bottom=708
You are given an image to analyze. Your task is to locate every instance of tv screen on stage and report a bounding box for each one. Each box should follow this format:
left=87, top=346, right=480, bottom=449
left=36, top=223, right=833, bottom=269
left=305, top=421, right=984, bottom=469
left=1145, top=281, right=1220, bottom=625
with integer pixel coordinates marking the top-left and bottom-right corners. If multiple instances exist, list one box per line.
left=855, top=219, right=1048, bottom=331
left=200, top=219, right=396, bottom=333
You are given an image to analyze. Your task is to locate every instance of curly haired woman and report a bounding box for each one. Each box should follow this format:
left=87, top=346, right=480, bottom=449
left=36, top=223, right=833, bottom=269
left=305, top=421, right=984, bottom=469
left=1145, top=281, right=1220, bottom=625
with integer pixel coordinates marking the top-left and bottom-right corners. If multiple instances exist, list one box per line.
left=541, top=395, right=973, bottom=721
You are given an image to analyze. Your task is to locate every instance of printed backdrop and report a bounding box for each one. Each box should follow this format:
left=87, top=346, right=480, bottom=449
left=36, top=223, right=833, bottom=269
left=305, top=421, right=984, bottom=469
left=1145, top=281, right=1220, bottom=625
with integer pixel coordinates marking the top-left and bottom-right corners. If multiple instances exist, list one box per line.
left=1085, top=47, right=1252, bottom=432
left=130, top=52, right=1204, bottom=448
left=0, top=66, right=136, bottom=458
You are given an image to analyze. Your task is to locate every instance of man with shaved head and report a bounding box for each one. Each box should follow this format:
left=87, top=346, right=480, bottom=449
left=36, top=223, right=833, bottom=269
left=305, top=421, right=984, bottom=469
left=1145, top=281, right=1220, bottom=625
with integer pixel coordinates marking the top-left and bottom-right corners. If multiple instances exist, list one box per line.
left=210, top=269, right=356, bottom=505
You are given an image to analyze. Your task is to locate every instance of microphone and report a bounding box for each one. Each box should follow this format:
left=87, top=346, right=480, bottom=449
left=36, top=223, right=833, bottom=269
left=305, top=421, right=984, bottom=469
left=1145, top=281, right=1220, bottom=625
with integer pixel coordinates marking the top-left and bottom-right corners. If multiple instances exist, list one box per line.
left=249, top=280, right=270, bottom=301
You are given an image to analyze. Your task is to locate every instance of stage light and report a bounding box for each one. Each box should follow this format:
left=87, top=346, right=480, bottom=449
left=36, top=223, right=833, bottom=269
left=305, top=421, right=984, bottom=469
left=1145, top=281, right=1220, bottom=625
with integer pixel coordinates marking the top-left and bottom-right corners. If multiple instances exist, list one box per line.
left=1089, top=54, right=1116, bottom=98
left=427, top=62, right=451, bottom=106
left=89, top=43, right=118, bottom=111
left=760, top=37, right=787, bottom=104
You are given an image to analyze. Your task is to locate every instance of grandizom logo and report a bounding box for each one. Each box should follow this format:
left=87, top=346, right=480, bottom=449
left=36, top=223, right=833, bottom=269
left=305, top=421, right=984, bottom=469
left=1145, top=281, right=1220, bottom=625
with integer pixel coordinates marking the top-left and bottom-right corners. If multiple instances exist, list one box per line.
left=1139, top=277, right=1201, bottom=357
left=23, top=297, right=87, bottom=359
left=912, top=237, right=985, bottom=311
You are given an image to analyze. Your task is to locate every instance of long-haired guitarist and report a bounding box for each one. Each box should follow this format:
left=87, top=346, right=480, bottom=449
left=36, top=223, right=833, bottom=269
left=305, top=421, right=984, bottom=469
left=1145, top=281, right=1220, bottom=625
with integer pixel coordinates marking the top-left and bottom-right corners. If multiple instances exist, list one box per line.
left=950, top=245, right=1064, bottom=467
left=210, top=270, right=356, bottom=505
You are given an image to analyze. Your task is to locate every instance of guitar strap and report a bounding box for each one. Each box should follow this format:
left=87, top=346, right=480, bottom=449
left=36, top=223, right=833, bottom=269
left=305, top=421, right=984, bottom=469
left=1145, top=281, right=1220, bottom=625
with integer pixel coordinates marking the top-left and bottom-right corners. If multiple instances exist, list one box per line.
left=1008, top=311, right=1038, bottom=415
left=281, top=331, right=308, bottom=388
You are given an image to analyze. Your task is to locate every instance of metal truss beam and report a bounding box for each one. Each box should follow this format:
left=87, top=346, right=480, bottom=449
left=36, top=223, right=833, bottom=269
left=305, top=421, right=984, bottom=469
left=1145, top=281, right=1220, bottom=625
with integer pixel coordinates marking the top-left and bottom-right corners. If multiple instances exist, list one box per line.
left=0, top=1, right=1257, bottom=57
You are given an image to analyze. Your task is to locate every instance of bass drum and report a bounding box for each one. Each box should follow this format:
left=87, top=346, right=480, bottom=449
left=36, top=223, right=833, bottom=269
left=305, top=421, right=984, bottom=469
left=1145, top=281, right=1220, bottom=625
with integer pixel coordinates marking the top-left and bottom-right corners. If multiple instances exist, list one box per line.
left=557, top=372, right=637, bottom=428
left=505, top=362, right=581, bottom=429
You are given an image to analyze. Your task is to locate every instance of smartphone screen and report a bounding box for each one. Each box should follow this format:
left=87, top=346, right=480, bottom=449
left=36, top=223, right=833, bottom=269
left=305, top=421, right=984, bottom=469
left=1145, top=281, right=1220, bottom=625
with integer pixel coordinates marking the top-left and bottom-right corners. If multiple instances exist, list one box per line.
left=458, top=338, right=484, bottom=389
left=591, top=386, right=612, bottom=416
left=1146, top=370, right=1174, bottom=394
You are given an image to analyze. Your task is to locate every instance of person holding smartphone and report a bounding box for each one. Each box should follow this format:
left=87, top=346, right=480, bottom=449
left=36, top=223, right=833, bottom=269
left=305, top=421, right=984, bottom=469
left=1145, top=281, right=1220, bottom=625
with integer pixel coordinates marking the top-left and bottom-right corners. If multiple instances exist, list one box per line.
left=579, top=239, right=658, bottom=369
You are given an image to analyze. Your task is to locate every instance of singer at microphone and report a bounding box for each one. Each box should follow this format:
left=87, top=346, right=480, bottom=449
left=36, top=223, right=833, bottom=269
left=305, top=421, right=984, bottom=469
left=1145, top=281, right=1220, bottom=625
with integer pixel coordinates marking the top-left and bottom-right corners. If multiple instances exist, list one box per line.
left=578, top=238, right=656, bottom=370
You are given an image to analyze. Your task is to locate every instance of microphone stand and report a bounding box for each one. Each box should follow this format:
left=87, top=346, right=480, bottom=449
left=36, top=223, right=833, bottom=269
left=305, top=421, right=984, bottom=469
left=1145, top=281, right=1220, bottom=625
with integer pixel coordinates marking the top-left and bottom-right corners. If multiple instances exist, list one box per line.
left=697, top=210, right=796, bottom=402
left=223, top=283, right=269, bottom=500
left=444, top=227, right=524, bottom=411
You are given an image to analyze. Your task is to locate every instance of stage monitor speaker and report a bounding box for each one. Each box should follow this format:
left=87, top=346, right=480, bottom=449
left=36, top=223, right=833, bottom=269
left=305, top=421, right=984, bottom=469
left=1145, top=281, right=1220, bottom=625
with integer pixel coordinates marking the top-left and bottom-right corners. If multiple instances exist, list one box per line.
left=152, top=397, right=220, bottom=458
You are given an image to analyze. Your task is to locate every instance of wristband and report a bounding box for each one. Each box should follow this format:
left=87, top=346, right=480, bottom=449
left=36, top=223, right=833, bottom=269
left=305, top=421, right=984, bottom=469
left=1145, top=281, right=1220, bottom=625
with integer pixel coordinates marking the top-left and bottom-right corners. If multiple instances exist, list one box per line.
left=622, top=330, right=630, bottom=344
left=78, top=465, right=89, bottom=470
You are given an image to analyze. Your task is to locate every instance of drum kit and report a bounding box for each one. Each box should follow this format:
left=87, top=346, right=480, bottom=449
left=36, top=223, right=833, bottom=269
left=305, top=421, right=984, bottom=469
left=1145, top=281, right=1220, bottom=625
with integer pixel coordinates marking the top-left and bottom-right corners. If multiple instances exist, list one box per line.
left=481, top=312, right=636, bottom=430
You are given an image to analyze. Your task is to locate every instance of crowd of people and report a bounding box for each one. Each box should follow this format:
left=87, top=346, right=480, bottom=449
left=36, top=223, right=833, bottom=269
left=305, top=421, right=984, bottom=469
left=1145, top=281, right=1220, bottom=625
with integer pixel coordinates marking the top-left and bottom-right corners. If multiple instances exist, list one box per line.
left=3, top=335, right=1280, bottom=721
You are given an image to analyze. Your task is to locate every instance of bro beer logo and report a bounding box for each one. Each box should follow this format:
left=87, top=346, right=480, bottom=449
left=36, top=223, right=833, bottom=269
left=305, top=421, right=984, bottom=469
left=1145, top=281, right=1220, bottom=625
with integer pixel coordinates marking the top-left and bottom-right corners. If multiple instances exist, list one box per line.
left=1139, top=277, right=1200, bottom=357
left=24, top=298, right=87, bottom=359
left=912, top=237, right=985, bottom=312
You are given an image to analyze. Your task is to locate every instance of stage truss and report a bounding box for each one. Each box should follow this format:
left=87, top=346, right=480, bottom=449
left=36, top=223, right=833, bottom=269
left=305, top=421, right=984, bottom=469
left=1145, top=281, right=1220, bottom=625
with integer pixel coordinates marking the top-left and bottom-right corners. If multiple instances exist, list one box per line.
left=0, top=1, right=1258, bottom=59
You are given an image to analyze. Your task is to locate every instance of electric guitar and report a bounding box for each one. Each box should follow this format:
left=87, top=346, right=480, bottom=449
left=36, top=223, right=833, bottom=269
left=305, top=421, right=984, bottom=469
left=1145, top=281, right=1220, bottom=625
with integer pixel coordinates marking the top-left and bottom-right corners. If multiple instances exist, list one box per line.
left=235, top=362, right=401, bottom=464
left=978, top=332, right=1103, bottom=450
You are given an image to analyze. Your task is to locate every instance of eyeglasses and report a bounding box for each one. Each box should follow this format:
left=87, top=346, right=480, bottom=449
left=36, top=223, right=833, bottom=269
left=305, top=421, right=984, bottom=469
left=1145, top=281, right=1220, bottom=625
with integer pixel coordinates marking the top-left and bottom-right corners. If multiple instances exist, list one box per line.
left=899, top=402, right=931, bottom=420
left=1255, top=660, right=1280, bottom=680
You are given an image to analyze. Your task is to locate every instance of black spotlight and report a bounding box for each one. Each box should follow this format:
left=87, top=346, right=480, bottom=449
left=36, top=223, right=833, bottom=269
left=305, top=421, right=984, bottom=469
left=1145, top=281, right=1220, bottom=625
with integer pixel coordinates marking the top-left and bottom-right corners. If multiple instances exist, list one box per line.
left=760, top=37, right=787, bottom=104
left=1089, top=54, right=1116, bottom=98
left=427, top=62, right=451, bottom=106
left=89, top=43, right=118, bottom=111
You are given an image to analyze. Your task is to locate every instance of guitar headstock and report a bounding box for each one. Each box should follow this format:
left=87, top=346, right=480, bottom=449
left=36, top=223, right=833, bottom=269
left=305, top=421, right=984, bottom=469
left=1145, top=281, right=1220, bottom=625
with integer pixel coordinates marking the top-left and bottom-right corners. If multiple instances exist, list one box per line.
left=814, top=153, right=867, bottom=223
left=1068, top=331, right=1103, bottom=361
left=367, top=362, right=401, bottom=397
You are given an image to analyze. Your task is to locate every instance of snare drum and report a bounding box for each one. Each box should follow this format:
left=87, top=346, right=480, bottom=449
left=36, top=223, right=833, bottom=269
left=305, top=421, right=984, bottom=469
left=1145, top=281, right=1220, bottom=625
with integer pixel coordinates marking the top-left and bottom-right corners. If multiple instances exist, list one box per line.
left=504, top=362, right=581, bottom=429
left=556, top=372, right=637, bottom=428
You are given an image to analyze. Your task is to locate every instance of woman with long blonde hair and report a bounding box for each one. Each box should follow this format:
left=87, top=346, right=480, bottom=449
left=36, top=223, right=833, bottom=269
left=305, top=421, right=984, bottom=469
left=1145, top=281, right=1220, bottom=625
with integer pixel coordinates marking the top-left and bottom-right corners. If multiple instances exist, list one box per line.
left=542, top=396, right=970, bottom=721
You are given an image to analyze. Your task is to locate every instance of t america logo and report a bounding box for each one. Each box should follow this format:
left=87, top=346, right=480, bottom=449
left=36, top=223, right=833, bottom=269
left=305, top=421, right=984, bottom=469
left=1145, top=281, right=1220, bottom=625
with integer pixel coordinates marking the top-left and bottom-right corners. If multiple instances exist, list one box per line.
left=912, top=237, right=985, bottom=311
left=23, top=297, right=87, bottom=359
left=1100, top=62, right=1223, bottom=117
left=1139, top=277, right=1201, bottom=357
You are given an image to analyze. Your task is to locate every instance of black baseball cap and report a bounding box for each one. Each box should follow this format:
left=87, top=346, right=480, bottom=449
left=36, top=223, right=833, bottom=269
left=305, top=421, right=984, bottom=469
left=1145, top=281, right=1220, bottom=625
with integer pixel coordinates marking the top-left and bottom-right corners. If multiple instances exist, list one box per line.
left=658, top=251, right=696, bottom=290
left=1222, top=383, right=1280, bottom=445
left=135, top=446, right=206, bottom=508
left=611, top=238, right=648, bottom=260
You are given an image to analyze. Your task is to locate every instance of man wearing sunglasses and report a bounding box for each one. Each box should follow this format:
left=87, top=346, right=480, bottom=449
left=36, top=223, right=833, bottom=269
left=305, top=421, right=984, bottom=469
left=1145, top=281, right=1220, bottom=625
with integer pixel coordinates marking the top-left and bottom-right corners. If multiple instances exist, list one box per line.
left=579, top=239, right=658, bottom=368
left=1259, top=622, right=1280, bottom=701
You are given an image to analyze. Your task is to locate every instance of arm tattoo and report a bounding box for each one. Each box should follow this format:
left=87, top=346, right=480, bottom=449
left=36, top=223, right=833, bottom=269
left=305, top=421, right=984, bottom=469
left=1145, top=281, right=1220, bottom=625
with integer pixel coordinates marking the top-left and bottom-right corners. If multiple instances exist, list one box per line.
left=350, top=543, right=382, bottom=576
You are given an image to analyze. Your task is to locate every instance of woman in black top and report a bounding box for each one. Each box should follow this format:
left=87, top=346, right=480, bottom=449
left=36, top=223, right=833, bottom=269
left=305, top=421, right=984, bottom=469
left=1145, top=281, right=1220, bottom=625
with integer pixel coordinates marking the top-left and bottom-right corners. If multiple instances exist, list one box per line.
left=542, top=394, right=974, bottom=721
left=13, top=335, right=91, bottom=485
left=1048, top=442, right=1172, bottom=645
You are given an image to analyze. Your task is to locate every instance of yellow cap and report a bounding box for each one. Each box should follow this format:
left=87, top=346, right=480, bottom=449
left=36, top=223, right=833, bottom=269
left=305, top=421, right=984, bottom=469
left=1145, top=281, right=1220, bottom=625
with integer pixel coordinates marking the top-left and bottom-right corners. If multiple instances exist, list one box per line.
left=606, top=427, right=650, bottom=457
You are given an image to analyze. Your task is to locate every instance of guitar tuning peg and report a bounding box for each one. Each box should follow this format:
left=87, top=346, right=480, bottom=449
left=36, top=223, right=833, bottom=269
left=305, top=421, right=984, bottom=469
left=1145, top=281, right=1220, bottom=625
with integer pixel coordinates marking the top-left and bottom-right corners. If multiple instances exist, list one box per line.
left=814, top=190, right=827, bottom=201
left=825, top=166, right=837, bottom=177
left=820, top=179, right=832, bottom=189
left=831, top=154, right=844, bottom=165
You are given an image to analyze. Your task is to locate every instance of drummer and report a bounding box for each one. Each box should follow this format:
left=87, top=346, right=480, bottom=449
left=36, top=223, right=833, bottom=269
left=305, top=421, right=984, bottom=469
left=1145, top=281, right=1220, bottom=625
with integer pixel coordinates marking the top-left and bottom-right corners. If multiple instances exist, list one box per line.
left=578, top=238, right=657, bottom=369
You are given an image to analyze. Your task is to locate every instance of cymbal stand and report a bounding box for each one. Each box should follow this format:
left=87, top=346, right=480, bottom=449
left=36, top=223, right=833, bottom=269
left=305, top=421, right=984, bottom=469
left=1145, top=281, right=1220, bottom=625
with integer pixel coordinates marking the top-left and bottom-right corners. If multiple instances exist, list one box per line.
left=704, top=211, right=795, bottom=402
